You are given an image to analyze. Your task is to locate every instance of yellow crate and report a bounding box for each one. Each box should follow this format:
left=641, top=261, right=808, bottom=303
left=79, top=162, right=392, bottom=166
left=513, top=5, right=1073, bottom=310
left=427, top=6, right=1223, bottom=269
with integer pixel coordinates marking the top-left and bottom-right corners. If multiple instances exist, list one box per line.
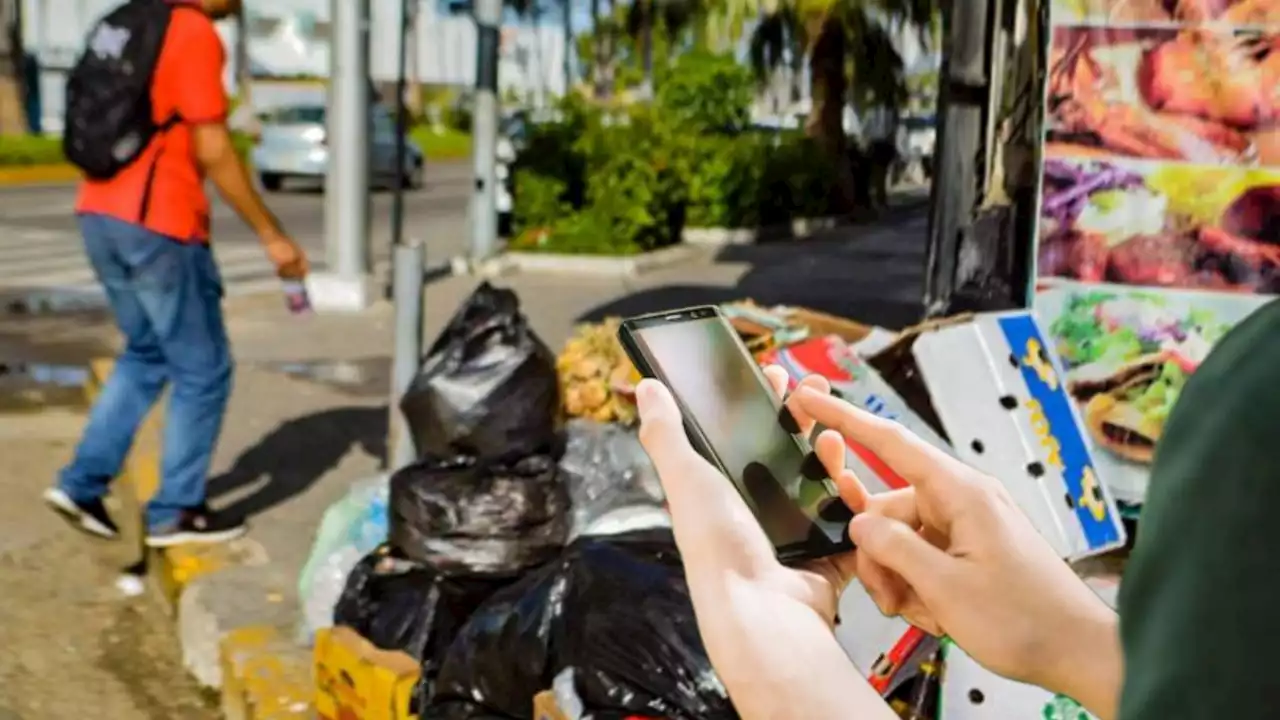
left=314, top=626, right=420, bottom=720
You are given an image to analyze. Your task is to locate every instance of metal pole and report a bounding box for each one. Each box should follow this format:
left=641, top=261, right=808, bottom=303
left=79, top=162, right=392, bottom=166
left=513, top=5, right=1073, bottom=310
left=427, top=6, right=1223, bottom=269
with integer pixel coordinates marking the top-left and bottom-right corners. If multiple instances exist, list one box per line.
left=469, top=0, right=502, bottom=263
left=390, top=241, right=426, bottom=470
left=390, top=0, right=410, bottom=251
left=326, top=0, right=372, bottom=280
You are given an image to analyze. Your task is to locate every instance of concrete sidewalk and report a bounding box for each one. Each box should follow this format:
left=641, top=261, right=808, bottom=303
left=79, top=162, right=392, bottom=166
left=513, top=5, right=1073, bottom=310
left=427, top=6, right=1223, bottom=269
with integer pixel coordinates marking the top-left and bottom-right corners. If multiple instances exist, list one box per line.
left=3, top=202, right=930, bottom=718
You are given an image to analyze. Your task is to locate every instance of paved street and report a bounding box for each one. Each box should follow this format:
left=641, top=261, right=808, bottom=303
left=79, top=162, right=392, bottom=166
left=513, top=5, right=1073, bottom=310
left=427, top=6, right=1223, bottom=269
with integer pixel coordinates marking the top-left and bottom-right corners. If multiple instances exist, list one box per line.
left=0, top=162, right=473, bottom=307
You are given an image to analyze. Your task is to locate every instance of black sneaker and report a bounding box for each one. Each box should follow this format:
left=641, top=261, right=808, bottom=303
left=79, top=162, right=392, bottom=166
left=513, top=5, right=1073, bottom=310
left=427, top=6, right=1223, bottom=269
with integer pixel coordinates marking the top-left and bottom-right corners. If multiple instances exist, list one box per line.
left=145, top=508, right=247, bottom=548
left=43, top=487, right=120, bottom=539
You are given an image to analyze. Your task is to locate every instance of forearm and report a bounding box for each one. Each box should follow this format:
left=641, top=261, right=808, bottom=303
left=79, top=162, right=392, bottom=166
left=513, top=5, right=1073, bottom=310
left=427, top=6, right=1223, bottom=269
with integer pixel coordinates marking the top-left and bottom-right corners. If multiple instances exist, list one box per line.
left=694, top=576, right=895, bottom=720
left=1039, top=607, right=1123, bottom=720
left=205, top=153, right=283, bottom=239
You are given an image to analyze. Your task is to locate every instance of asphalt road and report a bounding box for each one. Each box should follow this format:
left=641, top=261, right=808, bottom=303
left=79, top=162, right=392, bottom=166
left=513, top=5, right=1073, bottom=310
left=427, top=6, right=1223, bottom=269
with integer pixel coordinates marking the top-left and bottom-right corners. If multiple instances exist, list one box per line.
left=0, top=162, right=474, bottom=302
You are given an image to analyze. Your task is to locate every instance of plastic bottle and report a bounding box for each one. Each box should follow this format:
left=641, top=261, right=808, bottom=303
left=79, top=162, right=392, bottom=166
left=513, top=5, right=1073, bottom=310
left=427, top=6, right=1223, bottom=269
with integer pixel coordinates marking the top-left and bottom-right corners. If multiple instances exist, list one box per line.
left=283, top=279, right=312, bottom=314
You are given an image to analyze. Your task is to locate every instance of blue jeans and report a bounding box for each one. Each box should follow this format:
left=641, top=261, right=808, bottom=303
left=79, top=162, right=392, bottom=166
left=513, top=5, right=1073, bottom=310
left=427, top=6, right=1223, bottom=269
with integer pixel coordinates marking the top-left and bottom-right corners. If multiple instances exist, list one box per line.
left=59, top=214, right=234, bottom=531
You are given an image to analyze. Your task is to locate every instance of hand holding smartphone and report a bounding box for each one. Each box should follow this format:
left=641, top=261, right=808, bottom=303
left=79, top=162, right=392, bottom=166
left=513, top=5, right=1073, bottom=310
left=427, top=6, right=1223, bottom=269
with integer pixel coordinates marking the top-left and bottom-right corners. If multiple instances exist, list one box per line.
left=618, top=305, right=854, bottom=563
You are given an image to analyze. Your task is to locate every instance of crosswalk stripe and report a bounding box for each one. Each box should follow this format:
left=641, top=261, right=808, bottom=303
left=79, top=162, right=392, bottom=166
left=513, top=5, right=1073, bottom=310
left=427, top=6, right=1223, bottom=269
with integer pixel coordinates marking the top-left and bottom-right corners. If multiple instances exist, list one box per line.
left=0, top=222, right=309, bottom=301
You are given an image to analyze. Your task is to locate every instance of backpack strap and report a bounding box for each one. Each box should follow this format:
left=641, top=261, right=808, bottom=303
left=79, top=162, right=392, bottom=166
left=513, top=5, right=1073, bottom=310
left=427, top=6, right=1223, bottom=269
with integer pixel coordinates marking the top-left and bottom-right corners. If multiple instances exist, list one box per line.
left=137, top=112, right=182, bottom=224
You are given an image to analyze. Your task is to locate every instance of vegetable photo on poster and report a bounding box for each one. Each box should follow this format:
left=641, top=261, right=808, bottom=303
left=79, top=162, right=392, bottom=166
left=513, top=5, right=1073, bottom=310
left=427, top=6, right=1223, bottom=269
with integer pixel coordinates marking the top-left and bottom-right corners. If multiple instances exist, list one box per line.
left=1034, top=283, right=1268, bottom=503
left=1037, top=157, right=1280, bottom=292
left=1053, top=0, right=1280, bottom=24
left=1047, top=26, right=1280, bottom=166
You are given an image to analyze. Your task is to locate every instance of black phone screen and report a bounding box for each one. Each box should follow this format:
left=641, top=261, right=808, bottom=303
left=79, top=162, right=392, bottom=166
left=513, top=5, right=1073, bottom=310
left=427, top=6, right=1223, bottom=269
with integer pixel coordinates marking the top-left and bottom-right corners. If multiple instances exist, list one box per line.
left=627, top=311, right=851, bottom=556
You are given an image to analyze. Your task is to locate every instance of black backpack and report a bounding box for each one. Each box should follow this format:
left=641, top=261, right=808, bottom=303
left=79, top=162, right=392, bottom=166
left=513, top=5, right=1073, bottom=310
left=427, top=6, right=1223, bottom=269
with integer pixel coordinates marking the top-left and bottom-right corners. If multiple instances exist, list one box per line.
left=63, top=0, right=177, bottom=180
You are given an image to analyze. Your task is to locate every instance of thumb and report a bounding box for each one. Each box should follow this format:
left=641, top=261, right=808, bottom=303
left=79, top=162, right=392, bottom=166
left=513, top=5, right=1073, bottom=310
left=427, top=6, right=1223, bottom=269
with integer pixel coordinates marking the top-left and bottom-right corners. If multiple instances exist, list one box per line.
left=636, top=379, right=704, bottom=487
left=636, top=378, right=746, bottom=513
left=849, top=514, right=953, bottom=598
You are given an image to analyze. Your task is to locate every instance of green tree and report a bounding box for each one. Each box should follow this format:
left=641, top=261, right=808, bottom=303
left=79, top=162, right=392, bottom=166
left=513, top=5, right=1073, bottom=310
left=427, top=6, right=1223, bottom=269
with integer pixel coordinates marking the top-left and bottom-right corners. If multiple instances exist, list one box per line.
left=725, top=0, right=937, bottom=210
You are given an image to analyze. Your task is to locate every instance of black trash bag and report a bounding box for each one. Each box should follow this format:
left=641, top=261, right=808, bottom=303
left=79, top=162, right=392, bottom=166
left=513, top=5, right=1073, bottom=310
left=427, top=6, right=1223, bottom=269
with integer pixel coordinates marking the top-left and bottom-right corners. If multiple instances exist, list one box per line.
left=423, top=529, right=738, bottom=720
left=399, top=281, right=562, bottom=463
left=389, top=453, right=570, bottom=575
left=333, top=547, right=516, bottom=693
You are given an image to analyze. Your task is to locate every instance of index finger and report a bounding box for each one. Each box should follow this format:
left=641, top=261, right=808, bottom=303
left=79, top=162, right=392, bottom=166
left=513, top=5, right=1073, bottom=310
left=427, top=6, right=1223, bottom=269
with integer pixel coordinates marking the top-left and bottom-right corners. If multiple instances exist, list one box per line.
left=791, top=387, right=969, bottom=489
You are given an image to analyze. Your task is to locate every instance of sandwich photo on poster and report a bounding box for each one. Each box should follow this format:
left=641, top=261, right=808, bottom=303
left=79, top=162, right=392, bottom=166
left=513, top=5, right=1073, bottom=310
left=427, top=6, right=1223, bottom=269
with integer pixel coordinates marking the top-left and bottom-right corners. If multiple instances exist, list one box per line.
left=1034, top=284, right=1268, bottom=503
left=1046, top=26, right=1280, bottom=167
left=1052, top=0, right=1280, bottom=25
left=1037, top=157, right=1280, bottom=293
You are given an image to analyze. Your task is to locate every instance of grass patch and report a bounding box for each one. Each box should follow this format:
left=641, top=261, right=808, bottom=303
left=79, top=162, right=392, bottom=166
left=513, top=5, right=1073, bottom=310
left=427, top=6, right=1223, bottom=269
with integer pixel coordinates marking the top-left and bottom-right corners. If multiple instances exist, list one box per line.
left=410, top=126, right=472, bottom=161
left=0, top=134, right=64, bottom=167
left=0, top=132, right=257, bottom=167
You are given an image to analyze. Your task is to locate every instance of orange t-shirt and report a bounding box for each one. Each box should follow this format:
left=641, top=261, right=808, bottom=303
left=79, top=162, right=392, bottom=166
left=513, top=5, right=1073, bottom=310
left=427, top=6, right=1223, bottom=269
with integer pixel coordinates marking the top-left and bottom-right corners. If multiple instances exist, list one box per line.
left=75, top=3, right=228, bottom=243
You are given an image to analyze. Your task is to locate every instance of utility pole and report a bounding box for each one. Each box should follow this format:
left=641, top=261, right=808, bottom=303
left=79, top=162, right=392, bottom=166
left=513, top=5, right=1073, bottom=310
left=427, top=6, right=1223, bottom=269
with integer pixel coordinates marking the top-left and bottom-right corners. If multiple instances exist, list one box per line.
left=468, top=0, right=502, bottom=263
left=561, top=0, right=572, bottom=95
left=315, top=0, right=374, bottom=311
left=922, top=0, right=1031, bottom=317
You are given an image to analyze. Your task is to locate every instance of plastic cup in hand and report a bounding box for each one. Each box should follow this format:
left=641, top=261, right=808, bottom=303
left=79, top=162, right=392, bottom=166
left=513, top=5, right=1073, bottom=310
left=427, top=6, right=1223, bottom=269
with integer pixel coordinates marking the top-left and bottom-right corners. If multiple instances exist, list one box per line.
left=283, top=279, right=312, bottom=315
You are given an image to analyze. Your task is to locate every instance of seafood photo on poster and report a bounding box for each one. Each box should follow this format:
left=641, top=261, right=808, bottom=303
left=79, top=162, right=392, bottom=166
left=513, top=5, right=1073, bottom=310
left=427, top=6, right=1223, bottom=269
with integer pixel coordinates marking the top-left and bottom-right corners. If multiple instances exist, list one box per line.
left=1037, top=157, right=1280, bottom=292
left=1052, top=0, right=1280, bottom=25
left=1034, top=283, right=1268, bottom=503
left=1047, top=26, right=1280, bottom=166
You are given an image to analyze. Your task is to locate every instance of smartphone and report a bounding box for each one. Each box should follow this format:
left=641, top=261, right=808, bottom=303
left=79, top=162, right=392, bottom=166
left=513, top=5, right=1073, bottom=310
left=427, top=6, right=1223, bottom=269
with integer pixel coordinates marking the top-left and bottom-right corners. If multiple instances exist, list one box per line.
left=618, top=305, right=855, bottom=563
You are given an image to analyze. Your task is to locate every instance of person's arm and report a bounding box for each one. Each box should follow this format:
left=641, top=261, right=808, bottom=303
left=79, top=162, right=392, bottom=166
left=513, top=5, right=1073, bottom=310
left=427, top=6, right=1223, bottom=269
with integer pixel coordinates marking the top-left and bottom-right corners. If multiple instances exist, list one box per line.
left=1115, top=299, right=1280, bottom=720
left=191, top=123, right=284, bottom=239
left=173, top=15, right=304, bottom=276
left=689, top=574, right=895, bottom=720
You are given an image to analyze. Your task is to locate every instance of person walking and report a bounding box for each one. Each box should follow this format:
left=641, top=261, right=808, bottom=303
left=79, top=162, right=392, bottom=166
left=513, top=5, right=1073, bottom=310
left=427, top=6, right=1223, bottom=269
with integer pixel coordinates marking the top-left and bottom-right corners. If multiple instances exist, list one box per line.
left=44, top=0, right=308, bottom=547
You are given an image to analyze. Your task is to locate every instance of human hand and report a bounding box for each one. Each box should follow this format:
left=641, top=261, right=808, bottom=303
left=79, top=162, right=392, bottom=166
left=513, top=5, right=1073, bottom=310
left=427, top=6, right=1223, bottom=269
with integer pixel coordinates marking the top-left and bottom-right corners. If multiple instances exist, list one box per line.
left=637, top=366, right=856, bottom=623
left=637, top=366, right=896, bottom=719
left=260, top=230, right=309, bottom=279
left=791, top=387, right=1122, bottom=716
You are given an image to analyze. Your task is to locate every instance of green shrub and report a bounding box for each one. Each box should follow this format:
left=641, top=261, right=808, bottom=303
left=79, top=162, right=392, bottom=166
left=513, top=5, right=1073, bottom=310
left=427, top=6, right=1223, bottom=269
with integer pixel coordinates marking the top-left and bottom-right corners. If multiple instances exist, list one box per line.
left=508, top=63, right=841, bottom=255
left=513, top=171, right=568, bottom=231
left=684, top=133, right=769, bottom=228
left=655, top=51, right=754, bottom=132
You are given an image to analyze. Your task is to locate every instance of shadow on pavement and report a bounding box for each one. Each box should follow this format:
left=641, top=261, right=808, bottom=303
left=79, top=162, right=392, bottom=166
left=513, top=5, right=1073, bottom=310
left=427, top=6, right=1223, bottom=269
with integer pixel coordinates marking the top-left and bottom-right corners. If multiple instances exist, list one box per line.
left=207, top=405, right=388, bottom=520
left=581, top=212, right=930, bottom=330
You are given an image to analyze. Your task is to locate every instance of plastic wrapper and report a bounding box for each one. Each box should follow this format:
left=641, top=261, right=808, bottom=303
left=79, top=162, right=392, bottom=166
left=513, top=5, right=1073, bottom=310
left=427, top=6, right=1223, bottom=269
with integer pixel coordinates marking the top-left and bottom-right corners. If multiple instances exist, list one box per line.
left=388, top=453, right=570, bottom=575
left=333, top=547, right=515, bottom=691
left=559, top=419, right=666, bottom=539
left=424, top=529, right=737, bottom=720
left=298, top=475, right=389, bottom=640
left=399, top=281, right=563, bottom=463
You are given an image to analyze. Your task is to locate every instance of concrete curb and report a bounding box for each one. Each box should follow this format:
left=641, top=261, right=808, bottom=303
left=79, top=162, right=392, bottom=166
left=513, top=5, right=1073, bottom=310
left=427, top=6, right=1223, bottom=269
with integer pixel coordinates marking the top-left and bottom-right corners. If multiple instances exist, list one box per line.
left=481, top=242, right=704, bottom=277
left=0, top=164, right=80, bottom=186
left=86, top=360, right=314, bottom=719
left=681, top=216, right=846, bottom=246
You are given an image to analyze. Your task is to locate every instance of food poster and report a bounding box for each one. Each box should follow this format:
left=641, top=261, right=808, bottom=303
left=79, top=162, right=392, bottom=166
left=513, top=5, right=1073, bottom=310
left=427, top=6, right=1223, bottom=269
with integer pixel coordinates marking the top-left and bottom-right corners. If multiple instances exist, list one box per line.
left=1035, top=5, right=1280, bottom=507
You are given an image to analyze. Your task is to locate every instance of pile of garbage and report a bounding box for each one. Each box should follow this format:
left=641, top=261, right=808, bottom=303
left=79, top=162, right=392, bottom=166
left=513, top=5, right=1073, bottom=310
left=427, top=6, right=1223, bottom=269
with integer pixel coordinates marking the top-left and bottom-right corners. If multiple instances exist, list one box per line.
left=299, top=283, right=1124, bottom=720
left=301, top=283, right=723, bottom=719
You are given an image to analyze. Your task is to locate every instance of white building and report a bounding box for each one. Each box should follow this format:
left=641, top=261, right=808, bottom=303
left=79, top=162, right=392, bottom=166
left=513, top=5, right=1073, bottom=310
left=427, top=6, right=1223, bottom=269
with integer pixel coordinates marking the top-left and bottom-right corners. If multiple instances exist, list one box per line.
left=23, top=0, right=572, bottom=132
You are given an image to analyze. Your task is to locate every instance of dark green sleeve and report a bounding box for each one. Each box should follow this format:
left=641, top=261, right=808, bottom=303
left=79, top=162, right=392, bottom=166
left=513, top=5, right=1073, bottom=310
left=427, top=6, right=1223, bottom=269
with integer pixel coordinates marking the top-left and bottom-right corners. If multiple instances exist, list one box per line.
left=1118, top=298, right=1280, bottom=720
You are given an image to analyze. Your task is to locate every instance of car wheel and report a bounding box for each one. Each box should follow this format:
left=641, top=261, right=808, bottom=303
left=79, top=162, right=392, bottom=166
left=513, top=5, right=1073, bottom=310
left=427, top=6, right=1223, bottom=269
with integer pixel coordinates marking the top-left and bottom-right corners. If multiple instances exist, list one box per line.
left=405, top=159, right=425, bottom=190
left=260, top=173, right=284, bottom=192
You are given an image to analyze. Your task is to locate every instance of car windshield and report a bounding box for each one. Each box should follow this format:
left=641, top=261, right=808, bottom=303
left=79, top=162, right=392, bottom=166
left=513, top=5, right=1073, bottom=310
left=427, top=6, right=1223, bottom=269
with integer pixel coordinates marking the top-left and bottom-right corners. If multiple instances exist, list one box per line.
left=902, top=115, right=934, bottom=130
left=271, top=106, right=326, bottom=124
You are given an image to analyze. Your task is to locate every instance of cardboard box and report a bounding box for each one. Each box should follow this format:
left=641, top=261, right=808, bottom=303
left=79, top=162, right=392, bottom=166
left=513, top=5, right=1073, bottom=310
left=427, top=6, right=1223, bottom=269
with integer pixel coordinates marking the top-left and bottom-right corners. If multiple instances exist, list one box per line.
left=314, top=626, right=420, bottom=720
left=532, top=690, right=573, bottom=720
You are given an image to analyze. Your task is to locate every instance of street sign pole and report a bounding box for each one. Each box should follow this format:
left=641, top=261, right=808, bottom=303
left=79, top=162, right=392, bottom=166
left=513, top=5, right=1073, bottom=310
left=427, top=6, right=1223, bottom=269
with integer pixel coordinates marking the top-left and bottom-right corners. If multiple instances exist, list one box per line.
left=389, top=0, right=425, bottom=470
left=316, top=0, right=373, bottom=311
left=468, top=0, right=502, bottom=264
